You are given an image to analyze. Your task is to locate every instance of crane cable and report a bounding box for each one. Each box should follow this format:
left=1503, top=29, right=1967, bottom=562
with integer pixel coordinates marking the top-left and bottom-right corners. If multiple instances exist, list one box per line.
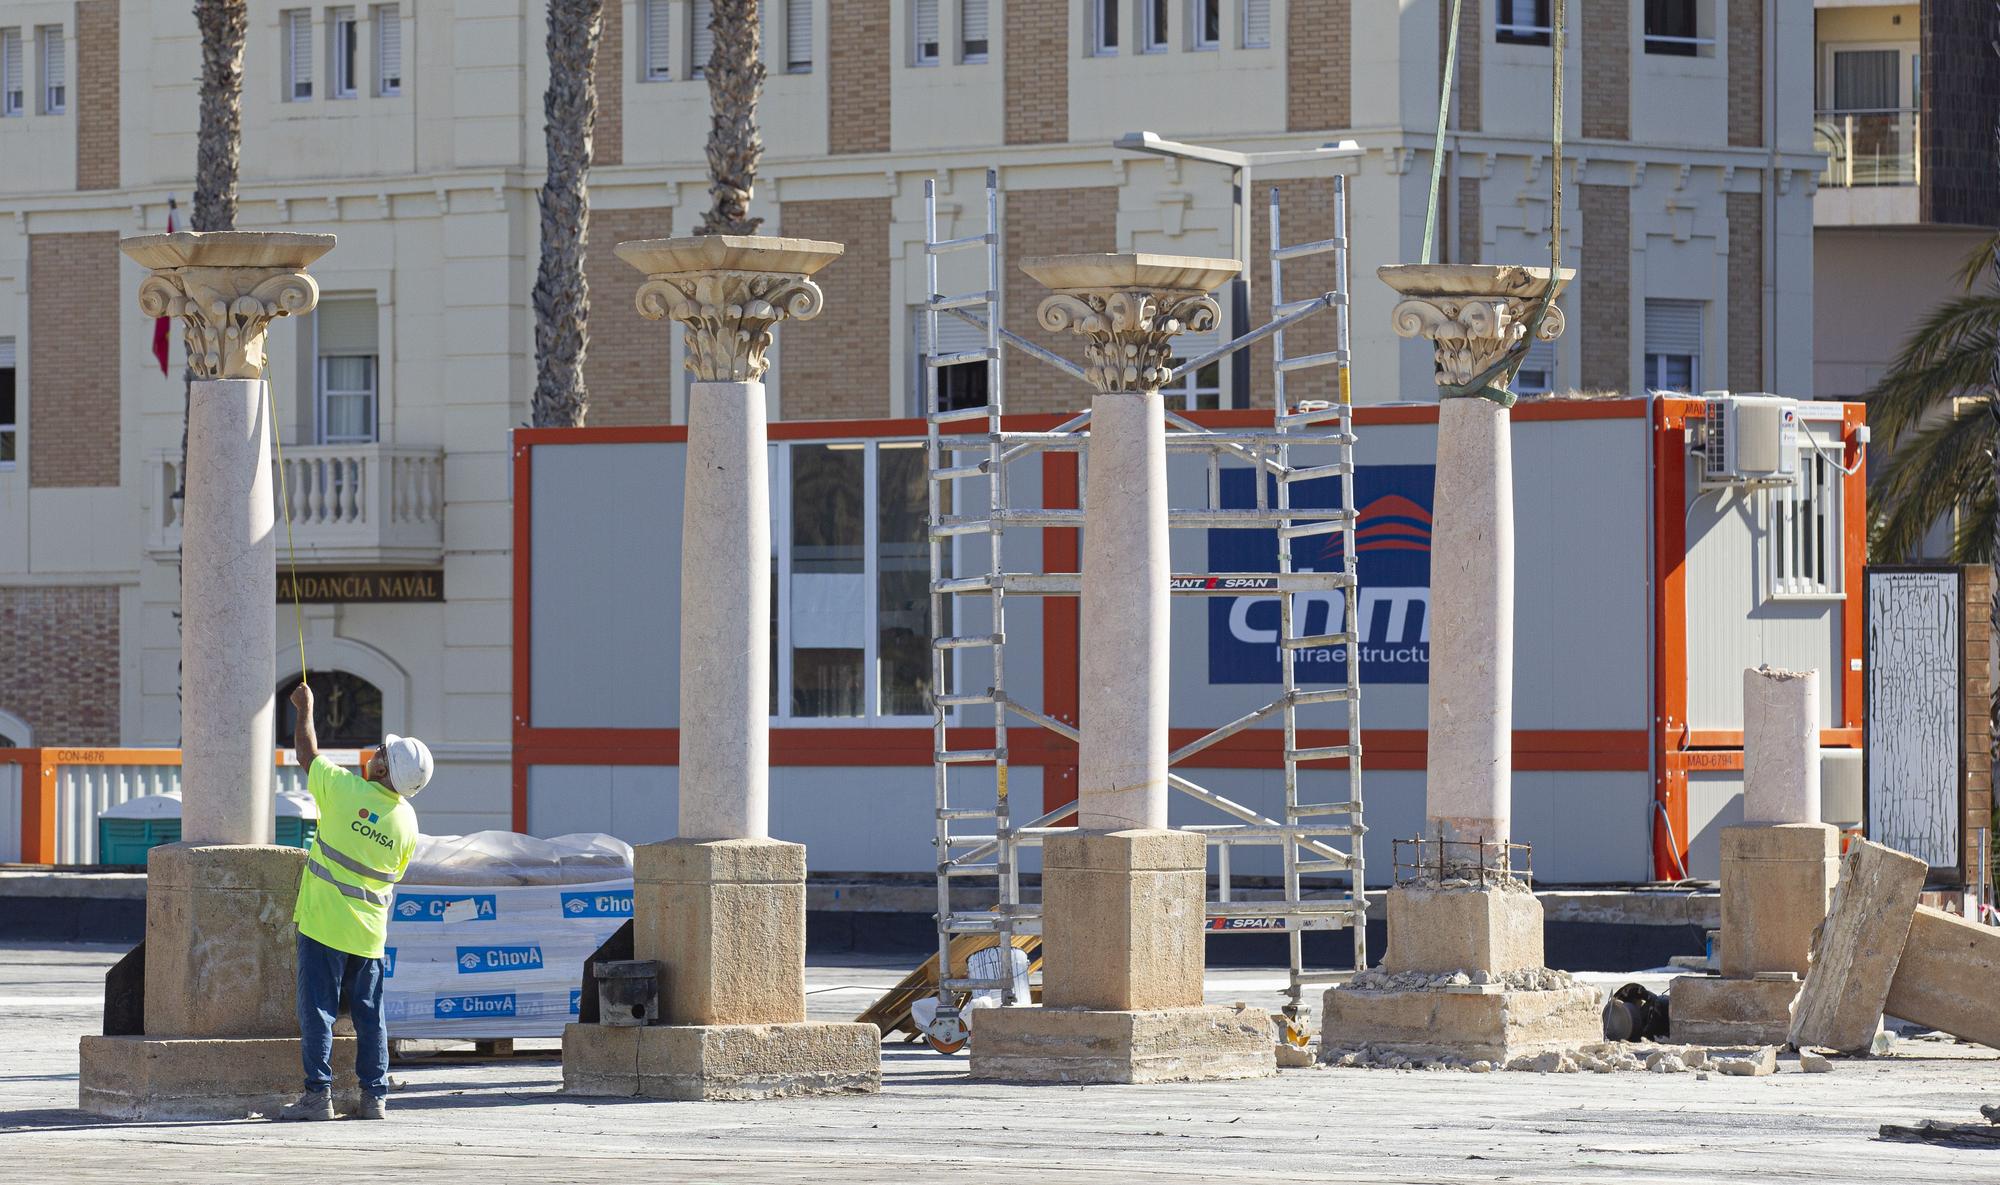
left=268, top=380, right=307, bottom=686
left=1424, top=0, right=1567, bottom=409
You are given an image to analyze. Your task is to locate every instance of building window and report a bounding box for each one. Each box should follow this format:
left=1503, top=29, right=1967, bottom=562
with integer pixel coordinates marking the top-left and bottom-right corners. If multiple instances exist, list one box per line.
left=913, top=0, right=939, bottom=65
left=1091, top=0, right=1118, bottom=55
left=1242, top=0, right=1270, bottom=48
left=777, top=441, right=944, bottom=722
left=1643, top=0, right=1709, bottom=57
left=913, top=310, right=989, bottom=415
left=329, top=7, right=358, bottom=98
left=959, top=0, right=987, bottom=62
left=1190, top=0, right=1219, bottom=49
left=37, top=26, right=62, bottom=114
left=374, top=5, right=401, bottom=95
left=785, top=0, right=812, bottom=72
left=1643, top=299, right=1702, bottom=394
left=0, top=338, right=15, bottom=469
left=285, top=10, right=313, bottom=100
left=1513, top=338, right=1555, bottom=395
left=1769, top=429, right=1846, bottom=599
left=315, top=297, right=379, bottom=444
left=0, top=30, right=22, bottom=117
left=1141, top=0, right=1167, bottom=52
left=690, top=0, right=714, bottom=77
left=643, top=0, right=670, bottom=79
left=1164, top=329, right=1224, bottom=410
left=278, top=671, right=385, bottom=749
left=1495, top=0, right=1551, bottom=46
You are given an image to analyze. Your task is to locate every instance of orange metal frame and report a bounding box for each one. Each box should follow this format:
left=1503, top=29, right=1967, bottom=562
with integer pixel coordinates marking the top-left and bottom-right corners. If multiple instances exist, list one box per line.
left=510, top=398, right=1866, bottom=882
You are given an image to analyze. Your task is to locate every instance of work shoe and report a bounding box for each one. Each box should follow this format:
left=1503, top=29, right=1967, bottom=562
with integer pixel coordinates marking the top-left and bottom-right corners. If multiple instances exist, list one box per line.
left=352, top=1094, right=388, bottom=1120
left=276, top=1090, right=334, bottom=1122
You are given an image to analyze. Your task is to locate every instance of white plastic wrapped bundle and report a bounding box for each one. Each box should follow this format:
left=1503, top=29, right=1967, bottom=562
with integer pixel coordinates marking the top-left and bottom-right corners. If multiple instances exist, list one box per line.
left=382, top=832, right=633, bottom=1039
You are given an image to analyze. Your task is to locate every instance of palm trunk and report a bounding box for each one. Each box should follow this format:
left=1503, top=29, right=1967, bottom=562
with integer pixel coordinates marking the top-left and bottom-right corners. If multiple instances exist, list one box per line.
left=697, top=0, right=765, bottom=236
left=191, top=0, right=244, bottom=232
left=531, top=0, right=604, bottom=428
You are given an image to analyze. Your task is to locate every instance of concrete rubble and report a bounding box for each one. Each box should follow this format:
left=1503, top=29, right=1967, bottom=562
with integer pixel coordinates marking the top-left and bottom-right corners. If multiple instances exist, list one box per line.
left=1311, top=1039, right=1822, bottom=1077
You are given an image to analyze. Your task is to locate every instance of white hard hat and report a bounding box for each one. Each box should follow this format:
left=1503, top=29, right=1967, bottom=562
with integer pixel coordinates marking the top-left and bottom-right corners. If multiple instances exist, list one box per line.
left=381, top=733, right=434, bottom=796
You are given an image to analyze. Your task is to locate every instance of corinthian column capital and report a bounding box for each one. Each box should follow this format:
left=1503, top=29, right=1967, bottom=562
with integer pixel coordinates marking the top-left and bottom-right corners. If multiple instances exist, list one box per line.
left=617, top=235, right=845, bottom=384
left=1022, top=254, right=1240, bottom=397
left=1378, top=263, right=1573, bottom=394
left=122, top=231, right=336, bottom=380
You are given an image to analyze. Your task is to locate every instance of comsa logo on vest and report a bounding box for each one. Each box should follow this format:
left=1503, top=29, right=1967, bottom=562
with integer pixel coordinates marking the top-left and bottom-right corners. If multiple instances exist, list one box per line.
left=433, top=992, right=517, bottom=1019
left=351, top=807, right=395, bottom=848
left=561, top=890, right=634, bottom=918
left=455, top=944, right=545, bottom=974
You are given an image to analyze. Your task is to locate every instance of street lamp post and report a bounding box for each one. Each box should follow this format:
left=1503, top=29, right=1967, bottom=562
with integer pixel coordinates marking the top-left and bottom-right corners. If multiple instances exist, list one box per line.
left=1113, top=132, right=1362, bottom=403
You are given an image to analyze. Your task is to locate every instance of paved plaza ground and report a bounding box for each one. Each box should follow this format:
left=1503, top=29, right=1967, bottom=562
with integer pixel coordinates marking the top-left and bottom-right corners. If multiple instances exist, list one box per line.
left=3, top=942, right=1998, bottom=1183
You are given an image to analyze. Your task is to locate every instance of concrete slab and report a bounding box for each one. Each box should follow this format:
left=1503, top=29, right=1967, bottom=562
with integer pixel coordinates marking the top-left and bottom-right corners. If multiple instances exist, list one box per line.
left=77, top=1034, right=358, bottom=1120
left=1790, top=840, right=1927, bottom=1053
left=1883, top=905, right=2000, bottom=1050
left=969, top=1004, right=1274, bottom=1084
left=1669, top=974, right=1798, bottom=1046
left=1319, top=983, right=1603, bottom=1064
left=561, top=1021, right=880, bottom=1100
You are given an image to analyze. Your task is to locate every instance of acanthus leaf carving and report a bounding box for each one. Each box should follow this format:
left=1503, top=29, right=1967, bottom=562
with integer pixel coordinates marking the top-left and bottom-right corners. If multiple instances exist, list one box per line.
left=138, top=266, right=321, bottom=380
left=634, top=268, right=826, bottom=382
left=1035, top=288, right=1222, bottom=395
left=1390, top=292, right=1565, bottom=391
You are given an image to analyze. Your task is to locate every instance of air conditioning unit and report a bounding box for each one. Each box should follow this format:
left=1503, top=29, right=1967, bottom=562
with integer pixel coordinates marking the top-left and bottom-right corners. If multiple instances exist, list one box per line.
left=1701, top=393, right=1799, bottom=487
left=1821, top=748, right=1864, bottom=830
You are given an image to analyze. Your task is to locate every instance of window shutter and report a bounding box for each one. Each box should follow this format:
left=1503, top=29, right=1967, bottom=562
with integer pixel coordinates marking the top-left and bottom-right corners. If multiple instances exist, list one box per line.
left=316, top=298, right=380, bottom=355
left=786, top=0, right=812, bottom=70
left=2, top=32, right=21, bottom=113
left=691, top=0, right=714, bottom=76
left=40, top=28, right=62, bottom=107
left=1243, top=0, right=1271, bottom=47
left=915, top=0, right=939, bottom=60
left=0, top=338, right=15, bottom=368
left=1643, top=299, right=1703, bottom=358
left=918, top=310, right=988, bottom=359
left=644, top=0, right=671, bottom=78
left=960, top=0, right=987, bottom=58
left=288, top=11, right=313, bottom=97
left=377, top=7, right=401, bottom=91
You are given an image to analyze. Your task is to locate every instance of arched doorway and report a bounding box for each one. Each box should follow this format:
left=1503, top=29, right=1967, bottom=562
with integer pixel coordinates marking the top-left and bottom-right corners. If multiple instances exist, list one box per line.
left=276, top=671, right=385, bottom=748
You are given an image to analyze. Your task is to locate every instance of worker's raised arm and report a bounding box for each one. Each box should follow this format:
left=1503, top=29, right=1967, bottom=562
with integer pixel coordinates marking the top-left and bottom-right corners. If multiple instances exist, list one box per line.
left=290, top=683, right=319, bottom=768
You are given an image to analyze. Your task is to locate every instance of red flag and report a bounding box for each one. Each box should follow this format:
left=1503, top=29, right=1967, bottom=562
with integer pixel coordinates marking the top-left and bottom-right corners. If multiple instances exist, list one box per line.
left=151, top=203, right=175, bottom=376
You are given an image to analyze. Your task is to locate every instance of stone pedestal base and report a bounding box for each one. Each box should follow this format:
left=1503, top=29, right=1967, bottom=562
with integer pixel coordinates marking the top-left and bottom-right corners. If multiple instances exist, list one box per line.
left=1042, top=829, right=1206, bottom=1010
left=1670, top=974, right=1799, bottom=1046
left=1384, top=884, right=1544, bottom=975
left=560, top=1021, right=880, bottom=1101
left=1320, top=985, right=1602, bottom=1064
left=79, top=1035, right=357, bottom=1119
left=634, top=838, right=807, bottom=1026
left=1719, top=823, right=1838, bottom=978
left=969, top=1005, right=1275, bottom=1084
left=144, top=844, right=307, bottom=1037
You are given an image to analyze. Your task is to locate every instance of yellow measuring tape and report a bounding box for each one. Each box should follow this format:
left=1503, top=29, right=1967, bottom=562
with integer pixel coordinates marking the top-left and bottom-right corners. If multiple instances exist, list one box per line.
left=267, top=381, right=308, bottom=686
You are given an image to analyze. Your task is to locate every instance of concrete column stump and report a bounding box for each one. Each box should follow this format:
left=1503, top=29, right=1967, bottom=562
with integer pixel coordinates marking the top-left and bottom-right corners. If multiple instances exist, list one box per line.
left=80, top=231, right=347, bottom=1120
left=1673, top=669, right=1840, bottom=1045
left=559, top=235, right=878, bottom=1101
left=967, top=254, right=1274, bottom=1085
left=1321, top=263, right=1601, bottom=1066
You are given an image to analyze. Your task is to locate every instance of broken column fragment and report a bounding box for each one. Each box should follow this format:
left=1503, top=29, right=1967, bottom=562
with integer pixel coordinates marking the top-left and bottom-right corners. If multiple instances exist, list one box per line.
left=1790, top=839, right=1927, bottom=1052
left=1881, top=905, right=2000, bottom=1051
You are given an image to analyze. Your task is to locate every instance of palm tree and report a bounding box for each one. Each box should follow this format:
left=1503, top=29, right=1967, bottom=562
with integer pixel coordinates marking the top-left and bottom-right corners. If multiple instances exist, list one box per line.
left=530, top=0, right=605, bottom=428
left=697, top=0, right=764, bottom=236
left=1866, top=232, right=2000, bottom=566
left=191, top=0, right=244, bottom=231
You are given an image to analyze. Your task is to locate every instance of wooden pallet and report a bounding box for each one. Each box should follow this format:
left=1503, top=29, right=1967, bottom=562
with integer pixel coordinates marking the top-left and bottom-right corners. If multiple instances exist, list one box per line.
left=854, top=934, right=1042, bottom=1043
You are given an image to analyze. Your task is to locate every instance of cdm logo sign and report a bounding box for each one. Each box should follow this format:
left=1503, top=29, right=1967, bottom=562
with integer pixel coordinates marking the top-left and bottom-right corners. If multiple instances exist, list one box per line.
left=1209, top=465, right=1436, bottom=685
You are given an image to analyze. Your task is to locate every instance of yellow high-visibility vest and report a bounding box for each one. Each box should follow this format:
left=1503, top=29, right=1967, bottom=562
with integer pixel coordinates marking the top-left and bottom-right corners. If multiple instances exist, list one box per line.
left=293, top=756, right=417, bottom=959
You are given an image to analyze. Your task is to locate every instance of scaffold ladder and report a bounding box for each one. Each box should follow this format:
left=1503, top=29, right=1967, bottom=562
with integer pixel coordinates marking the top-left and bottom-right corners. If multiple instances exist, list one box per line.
left=919, top=168, right=1367, bottom=1043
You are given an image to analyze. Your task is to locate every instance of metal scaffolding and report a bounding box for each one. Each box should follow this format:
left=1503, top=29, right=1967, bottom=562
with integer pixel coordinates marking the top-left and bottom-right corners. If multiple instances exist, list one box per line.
left=919, top=168, right=1366, bottom=1045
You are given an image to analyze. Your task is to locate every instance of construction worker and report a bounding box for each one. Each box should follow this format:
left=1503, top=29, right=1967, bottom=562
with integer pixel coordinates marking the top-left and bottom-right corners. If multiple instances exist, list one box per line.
left=277, top=681, right=430, bottom=1121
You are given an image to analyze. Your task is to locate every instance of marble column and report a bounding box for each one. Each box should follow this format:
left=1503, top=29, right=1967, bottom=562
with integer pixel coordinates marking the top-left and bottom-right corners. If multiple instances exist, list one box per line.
left=80, top=230, right=341, bottom=1120
left=971, top=255, right=1273, bottom=1085
left=562, top=234, right=880, bottom=1101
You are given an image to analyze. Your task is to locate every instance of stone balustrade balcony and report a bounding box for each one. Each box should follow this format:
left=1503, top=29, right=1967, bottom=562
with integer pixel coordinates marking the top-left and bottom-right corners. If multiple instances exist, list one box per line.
left=147, top=443, right=444, bottom=566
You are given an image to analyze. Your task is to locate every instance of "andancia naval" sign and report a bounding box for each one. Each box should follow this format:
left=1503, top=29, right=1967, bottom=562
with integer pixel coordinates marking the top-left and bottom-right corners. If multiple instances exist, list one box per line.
left=277, top=569, right=444, bottom=603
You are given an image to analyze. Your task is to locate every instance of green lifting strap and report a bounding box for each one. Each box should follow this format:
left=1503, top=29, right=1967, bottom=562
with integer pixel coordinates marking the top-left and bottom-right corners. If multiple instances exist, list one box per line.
left=1434, top=0, right=1567, bottom=409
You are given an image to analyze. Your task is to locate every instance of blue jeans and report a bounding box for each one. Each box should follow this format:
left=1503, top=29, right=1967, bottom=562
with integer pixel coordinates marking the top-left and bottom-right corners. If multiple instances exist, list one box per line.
left=296, top=932, right=388, bottom=1098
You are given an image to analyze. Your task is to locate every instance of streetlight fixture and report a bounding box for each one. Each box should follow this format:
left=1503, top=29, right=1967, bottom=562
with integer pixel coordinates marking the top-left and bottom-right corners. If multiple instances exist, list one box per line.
left=1113, top=133, right=1363, bottom=402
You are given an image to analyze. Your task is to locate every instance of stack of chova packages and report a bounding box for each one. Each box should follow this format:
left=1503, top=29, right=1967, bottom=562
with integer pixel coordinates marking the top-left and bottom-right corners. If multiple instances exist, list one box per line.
left=382, top=832, right=634, bottom=1039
